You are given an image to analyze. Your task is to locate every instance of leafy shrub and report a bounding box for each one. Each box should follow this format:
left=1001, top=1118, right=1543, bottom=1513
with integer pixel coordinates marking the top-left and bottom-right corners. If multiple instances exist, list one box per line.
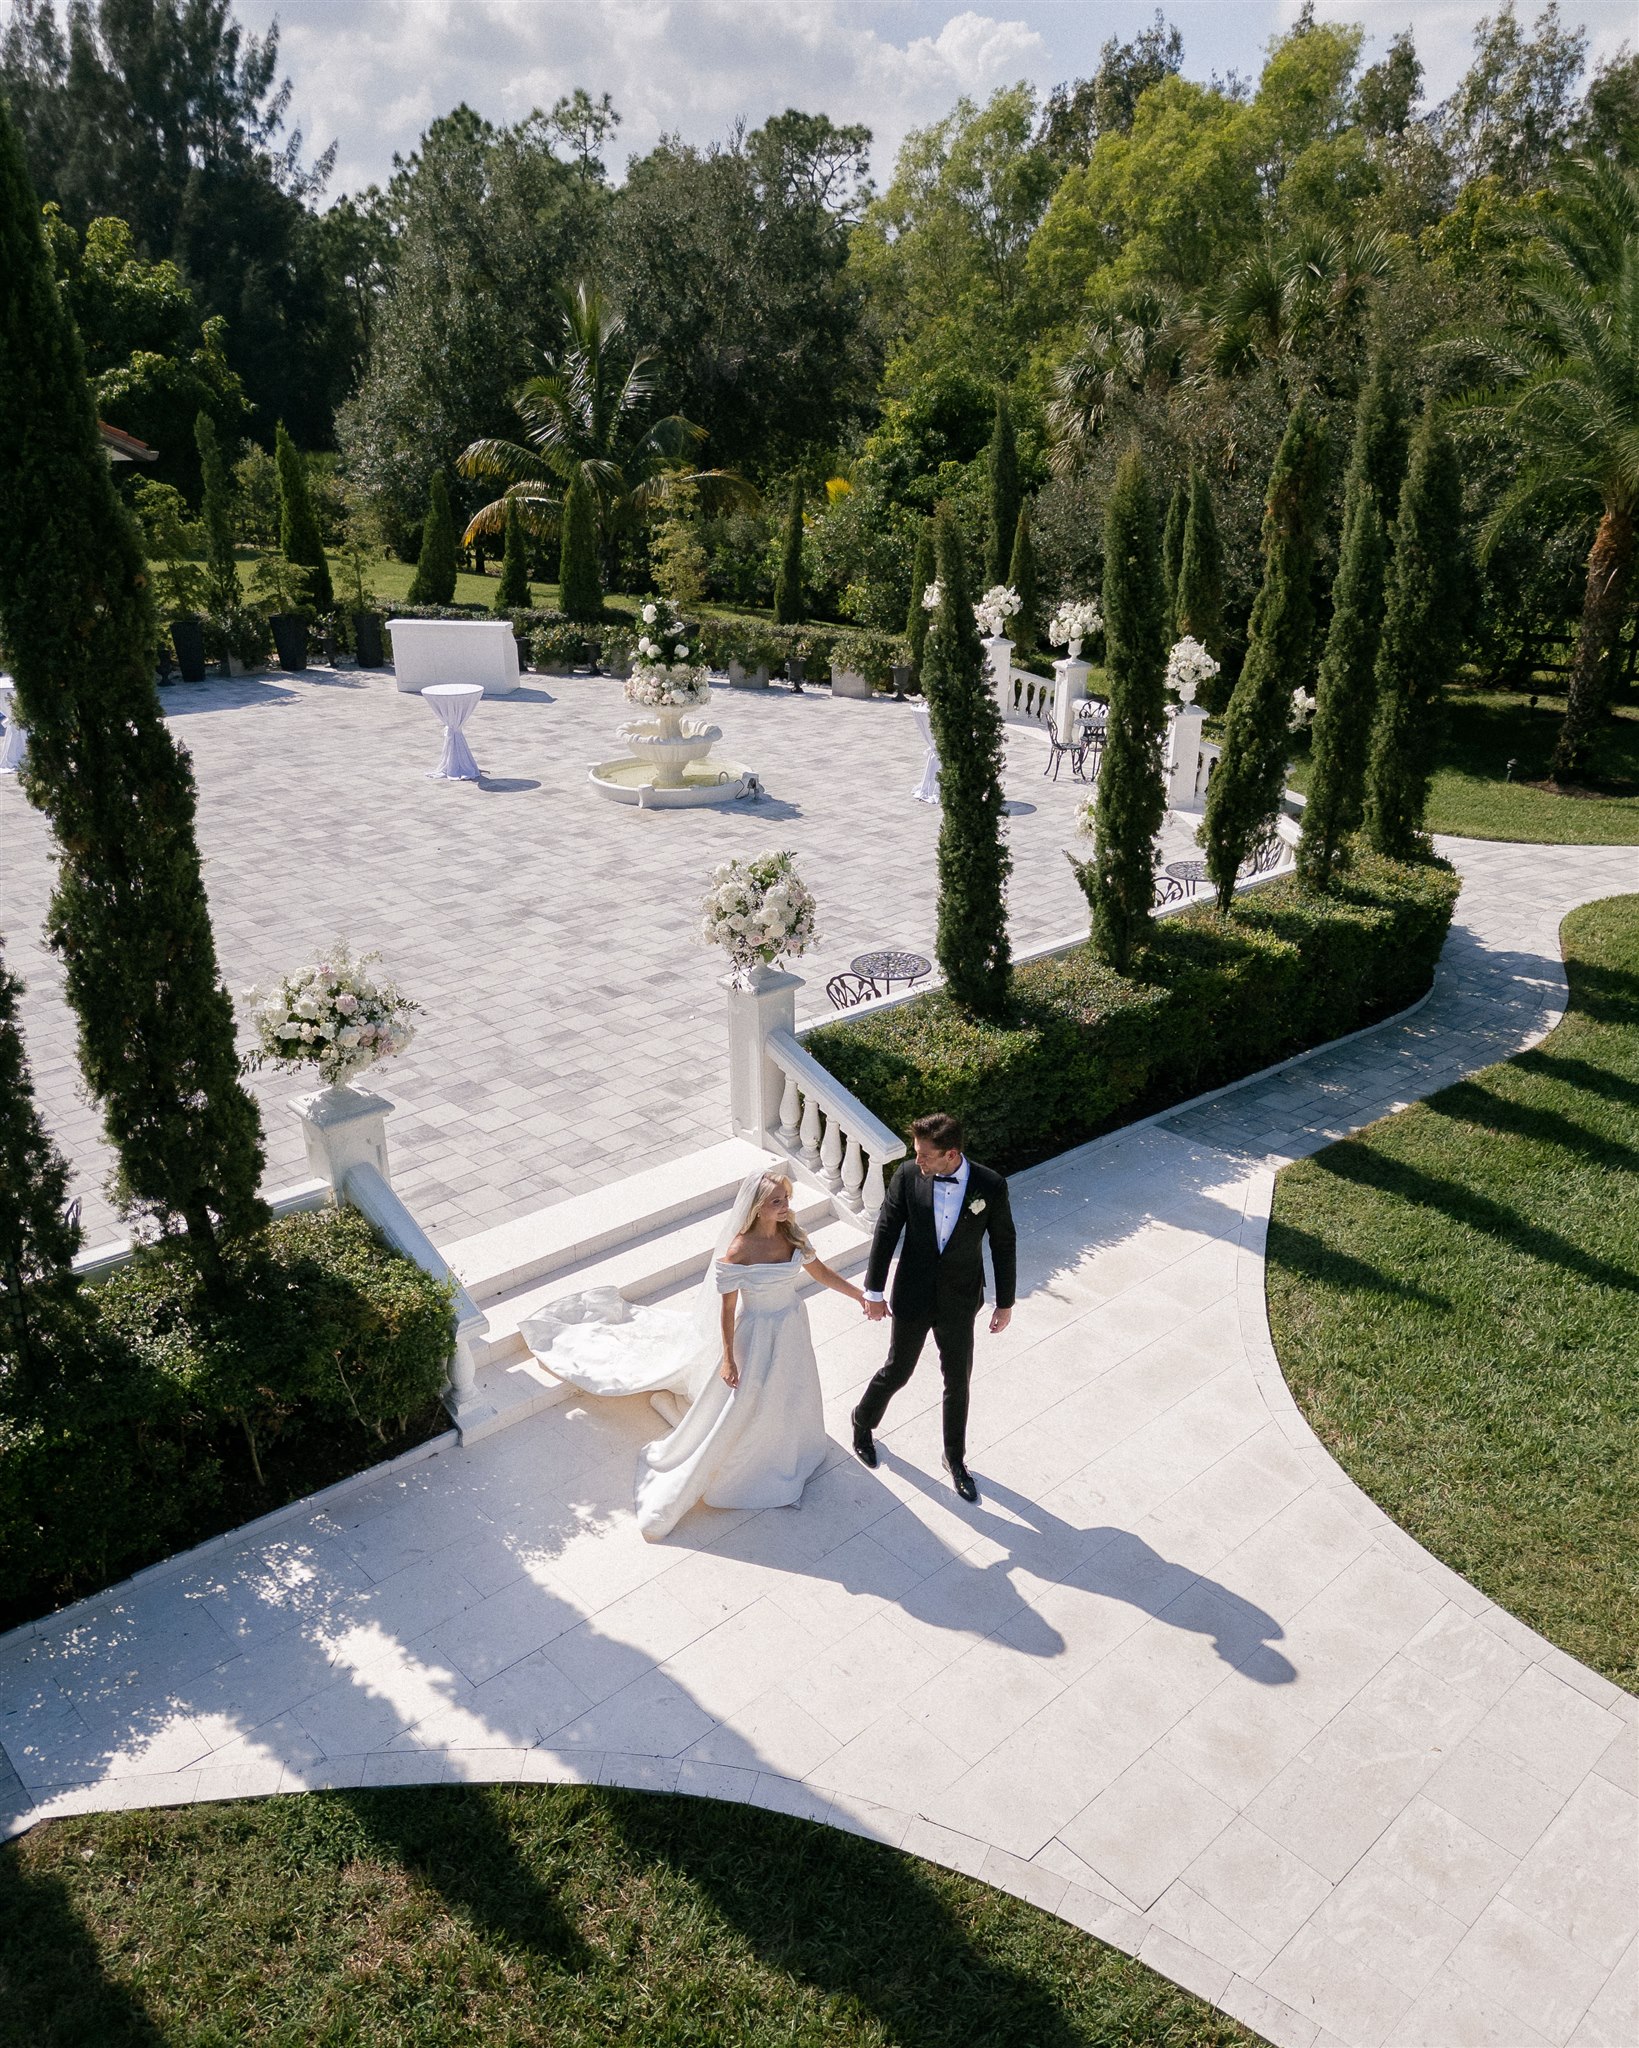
left=0, top=1207, right=454, bottom=1630
left=806, top=851, right=1460, bottom=1173
left=529, top=622, right=596, bottom=670
left=831, top=626, right=908, bottom=687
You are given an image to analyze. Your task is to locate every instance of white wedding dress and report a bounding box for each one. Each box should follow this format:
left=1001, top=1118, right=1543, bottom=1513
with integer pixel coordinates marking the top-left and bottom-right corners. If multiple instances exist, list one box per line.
left=520, top=1236, right=829, bottom=1543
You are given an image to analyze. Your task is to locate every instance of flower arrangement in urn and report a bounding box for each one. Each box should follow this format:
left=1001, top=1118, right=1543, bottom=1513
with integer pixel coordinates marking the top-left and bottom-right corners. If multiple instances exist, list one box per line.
left=245, top=944, right=419, bottom=1089
left=624, top=597, right=710, bottom=708
left=1049, top=598, right=1104, bottom=659
left=700, top=850, right=817, bottom=985
left=974, top=584, right=1022, bottom=639
left=1165, top=635, right=1219, bottom=705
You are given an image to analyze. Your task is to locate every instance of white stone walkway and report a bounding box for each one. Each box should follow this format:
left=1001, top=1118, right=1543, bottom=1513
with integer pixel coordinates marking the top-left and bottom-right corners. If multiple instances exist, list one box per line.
left=3, top=837, right=1636, bottom=2048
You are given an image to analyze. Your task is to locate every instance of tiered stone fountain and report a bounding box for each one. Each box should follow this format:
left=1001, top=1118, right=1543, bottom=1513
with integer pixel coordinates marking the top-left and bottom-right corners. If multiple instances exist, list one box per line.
left=589, top=698, right=754, bottom=807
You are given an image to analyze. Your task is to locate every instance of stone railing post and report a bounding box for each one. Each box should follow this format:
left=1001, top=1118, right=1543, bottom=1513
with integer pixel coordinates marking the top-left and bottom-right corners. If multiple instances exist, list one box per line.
left=725, top=965, right=801, bottom=1145
left=982, top=634, right=1013, bottom=711
left=1053, top=657, right=1091, bottom=745
left=1167, top=703, right=1208, bottom=807
left=291, top=1082, right=392, bottom=1193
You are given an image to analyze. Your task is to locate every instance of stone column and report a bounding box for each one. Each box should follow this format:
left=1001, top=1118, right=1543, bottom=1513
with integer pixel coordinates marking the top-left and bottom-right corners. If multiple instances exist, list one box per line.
left=1053, top=657, right=1091, bottom=745
left=982, top=634, right=1013, bottom=719
left=291, top=1082, right=393, bottom=1193
left=725, top=966, right=801, bottom=1144
left=1167, top=703, right=1208, bottom=808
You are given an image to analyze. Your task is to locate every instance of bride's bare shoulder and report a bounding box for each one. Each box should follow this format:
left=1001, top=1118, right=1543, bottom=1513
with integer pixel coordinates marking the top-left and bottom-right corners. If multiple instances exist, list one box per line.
left=722, top=1230, right=753, bottom=1265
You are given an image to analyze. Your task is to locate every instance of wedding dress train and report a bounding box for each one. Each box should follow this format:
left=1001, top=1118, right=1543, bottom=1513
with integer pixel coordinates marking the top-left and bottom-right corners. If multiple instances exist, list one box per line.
left=520, top=1249, right=828, bottom=1542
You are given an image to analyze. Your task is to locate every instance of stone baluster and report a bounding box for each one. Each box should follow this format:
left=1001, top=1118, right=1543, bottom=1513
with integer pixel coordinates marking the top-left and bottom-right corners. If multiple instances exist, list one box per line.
left=841, top=1131, right=866, bottom=1212
left=777, top=1070, right=801, bottom=1151
left=819, top=1109, right=844, bottom=1191
left=862, top=1152, right=887, bottom=1222
left=799, top=1088, right=822, bottom=1168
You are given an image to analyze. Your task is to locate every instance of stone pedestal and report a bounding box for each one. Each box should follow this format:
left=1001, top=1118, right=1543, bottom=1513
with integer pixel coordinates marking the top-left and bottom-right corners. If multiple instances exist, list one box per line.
left=982, top=634, right=1012, bottom=698
left=1053, top=658, right=1092, bottom=745
left=725, top=966, right=800, bottom=1144
left=1167, top=703, right=1208, bottom=807
left=290, top=1082, right=392, bottom=1193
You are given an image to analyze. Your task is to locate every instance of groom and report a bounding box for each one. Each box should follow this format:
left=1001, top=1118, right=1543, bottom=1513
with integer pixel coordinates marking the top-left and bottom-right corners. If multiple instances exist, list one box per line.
left=851, top=1111, right=1016, bottom=1502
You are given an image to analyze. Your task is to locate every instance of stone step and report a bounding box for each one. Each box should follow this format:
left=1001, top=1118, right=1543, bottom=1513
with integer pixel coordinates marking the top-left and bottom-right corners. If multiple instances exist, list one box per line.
left=463, top=1209, right=872, bottom=1443
left=441, top=1137, right=784, bottom=1306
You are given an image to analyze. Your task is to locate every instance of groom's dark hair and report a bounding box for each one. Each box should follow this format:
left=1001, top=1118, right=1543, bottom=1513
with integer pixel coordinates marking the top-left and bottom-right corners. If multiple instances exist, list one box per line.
left=911, top=1111, right=964, bottom=1151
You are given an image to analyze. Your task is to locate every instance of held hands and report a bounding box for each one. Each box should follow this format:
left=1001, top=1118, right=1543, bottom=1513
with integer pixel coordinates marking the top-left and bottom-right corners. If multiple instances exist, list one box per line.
left=863, top=1298, right=889, bottom=1321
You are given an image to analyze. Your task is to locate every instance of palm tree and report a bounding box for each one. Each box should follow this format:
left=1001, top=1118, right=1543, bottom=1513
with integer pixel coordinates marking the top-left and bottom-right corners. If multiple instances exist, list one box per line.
left=1203, top=227, right=1396, bottom=379
left=1454, top=158, right=1639, bottom=782
left=1047, top=287, right=1187, bottom=475
left=456, top=282, right=754, bottom=559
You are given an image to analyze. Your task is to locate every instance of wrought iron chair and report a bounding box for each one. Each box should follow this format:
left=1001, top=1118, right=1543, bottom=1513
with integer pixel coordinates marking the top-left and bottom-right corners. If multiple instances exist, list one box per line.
left=1154, top=874, right=1187, bottom=906
left=1237, top=830, right=1285, bottom=879
left=826, top=972, right=881, bottom=1010
left=1044, top=721, right=1084, bottom=781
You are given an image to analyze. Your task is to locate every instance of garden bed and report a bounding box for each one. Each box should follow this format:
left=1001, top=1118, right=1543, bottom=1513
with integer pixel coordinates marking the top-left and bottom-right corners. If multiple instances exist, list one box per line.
left=0, top=1206, right=456, bottom=1636
left=1267, top=892, right=1639, bottom=1693
left=807, top=852, right=1461, bottom=1175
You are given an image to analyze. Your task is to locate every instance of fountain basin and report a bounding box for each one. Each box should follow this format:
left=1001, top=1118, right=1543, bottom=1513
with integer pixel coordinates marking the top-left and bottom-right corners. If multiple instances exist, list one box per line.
left=589, top=758, right=753, bottom=807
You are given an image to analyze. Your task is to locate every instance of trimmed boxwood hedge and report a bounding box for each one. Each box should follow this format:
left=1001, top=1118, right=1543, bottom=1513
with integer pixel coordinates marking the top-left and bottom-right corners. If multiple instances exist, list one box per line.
left=0, top=1206, right=455, bottom=1633
left=806, top=851, right=1460, bottom=1174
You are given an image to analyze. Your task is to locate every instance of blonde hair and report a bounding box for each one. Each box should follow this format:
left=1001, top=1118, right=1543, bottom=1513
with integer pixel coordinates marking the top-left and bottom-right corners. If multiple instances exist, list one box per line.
left=745, top=1172, right=812, bottom=1254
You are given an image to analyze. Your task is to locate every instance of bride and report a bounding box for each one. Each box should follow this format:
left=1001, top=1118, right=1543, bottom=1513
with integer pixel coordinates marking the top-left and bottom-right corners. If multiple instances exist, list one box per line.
left=520, top=1171, right=867, bottom=1541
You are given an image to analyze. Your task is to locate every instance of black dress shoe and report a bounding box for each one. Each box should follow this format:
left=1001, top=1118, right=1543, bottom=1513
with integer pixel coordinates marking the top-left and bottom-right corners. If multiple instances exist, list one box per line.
left=851, top=1409, right=878, bottom=1468
left=943, top=1455, right=978, bottom=1503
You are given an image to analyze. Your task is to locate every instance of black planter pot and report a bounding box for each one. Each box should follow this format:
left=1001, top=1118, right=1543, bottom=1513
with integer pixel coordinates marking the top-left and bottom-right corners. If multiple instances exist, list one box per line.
left=785, top=656, right=806, bottom=691
left=352, top=611, right=385, bottom=668
left=169, top=614, right=207, bottom=682
left=891, top=663, right=918, bottom=698
left=270, top=612, right=309, bottom=672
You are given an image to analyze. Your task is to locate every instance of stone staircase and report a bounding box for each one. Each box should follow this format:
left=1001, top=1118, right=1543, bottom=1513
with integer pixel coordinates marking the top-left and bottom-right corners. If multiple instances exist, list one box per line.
left=438, top=1138, right=873, bottom=1441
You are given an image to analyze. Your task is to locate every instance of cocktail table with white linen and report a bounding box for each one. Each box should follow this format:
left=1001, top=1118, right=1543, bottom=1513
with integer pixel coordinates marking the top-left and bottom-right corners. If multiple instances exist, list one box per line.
left=423, top=682, right=483, bottom=782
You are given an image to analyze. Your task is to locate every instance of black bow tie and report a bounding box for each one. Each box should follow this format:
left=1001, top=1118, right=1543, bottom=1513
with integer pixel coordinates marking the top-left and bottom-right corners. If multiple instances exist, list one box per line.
left=932, top=1173, right=960, bottom=1183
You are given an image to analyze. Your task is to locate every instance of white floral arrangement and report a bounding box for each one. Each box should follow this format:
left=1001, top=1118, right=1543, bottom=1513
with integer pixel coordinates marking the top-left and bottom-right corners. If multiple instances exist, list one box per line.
left=1048, top=598, right=1103, bottom=651
left=245, top=944, right=419, bottom=1088
left=1166, top=636, right=1220, bottom=705
left=624, top=597, right=710, bottom=707
left=1289, top=686, right=1318, bottom=730
left=921, top=580, right=943, bottom=612
left=699, top=850, right=817, bottom=980
left=974, top=584, right=1022, bottom=638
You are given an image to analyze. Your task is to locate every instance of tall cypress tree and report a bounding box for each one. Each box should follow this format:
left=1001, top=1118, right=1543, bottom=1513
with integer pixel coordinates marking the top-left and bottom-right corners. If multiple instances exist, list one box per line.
left=906, top=520, right=937, bottom=671
left=1175, top=466, right=1225, bottom=703
left=773, top=480, right=805, bottom=625
left=194, top=411, right=240, bottom=618
left=493, top=496, right=531, bottom=612
left=407, top=472, right=457, bottom=605
left=1161, top=481, right=1187, bottom=637
left=557, top=469, right=603, bottom=622
left=1366, top=416, right=1465, bottom=859
left=1202, top=404, right=1329, bottom=912
left=274, top=421, right=332, bottom=610
left=1297, top=357, right=1405, bottom=888
left=1007, top=503, right=1038, bottom=653
left=0, top=935, right=83, bottom=1382
left=984, top=393, right=1020, bottom=588
left=924, top=506, right=1012, bottom=1016
left=1072, top=448, right=1169, bottom=973
left=0, top=102, right=267, bottom=1274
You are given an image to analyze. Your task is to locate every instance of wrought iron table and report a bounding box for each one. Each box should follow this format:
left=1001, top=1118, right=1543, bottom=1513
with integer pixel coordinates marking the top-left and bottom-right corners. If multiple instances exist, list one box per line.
left=849, top=949, right=932, bottom=992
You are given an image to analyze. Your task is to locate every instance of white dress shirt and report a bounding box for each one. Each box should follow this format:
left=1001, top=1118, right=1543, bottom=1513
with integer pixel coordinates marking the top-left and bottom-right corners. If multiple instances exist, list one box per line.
left=865, top=1155, right=969, bottom=1302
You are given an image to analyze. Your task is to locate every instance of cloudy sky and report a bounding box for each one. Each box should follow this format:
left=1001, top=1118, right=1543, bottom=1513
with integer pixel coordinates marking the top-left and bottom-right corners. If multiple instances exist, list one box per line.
left=270, top=0, right=1637, bottom=196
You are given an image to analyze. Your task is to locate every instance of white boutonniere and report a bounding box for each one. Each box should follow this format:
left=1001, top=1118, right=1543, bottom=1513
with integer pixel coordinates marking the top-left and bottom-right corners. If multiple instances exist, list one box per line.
left=969, top=1198, right=986, bottom=1215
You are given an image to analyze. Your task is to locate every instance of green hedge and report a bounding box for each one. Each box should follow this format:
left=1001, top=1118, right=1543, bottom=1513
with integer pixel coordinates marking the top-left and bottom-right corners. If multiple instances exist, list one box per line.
left=806, top=851, right=1460, bottom=1173
left=0, top=1206, right=455, bottom=1632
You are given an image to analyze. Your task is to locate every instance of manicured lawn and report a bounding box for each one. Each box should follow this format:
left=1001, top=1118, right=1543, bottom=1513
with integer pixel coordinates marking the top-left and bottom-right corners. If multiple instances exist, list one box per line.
left=1283, top=687, right=1639, bottom=844
left=1, top=1786, right=1258, bottom=2047
left=1267, top=894, right=1639, bottom=1692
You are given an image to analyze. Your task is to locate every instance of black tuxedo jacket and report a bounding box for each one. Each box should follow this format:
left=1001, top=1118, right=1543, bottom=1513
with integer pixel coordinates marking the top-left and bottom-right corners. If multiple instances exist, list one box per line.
left=864, top=1158, right=1016, bottom=1321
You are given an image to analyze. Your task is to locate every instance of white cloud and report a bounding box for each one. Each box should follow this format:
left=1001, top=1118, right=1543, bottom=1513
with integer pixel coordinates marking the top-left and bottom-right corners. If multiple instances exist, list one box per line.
left=276, top=1, right=1046, bottom=195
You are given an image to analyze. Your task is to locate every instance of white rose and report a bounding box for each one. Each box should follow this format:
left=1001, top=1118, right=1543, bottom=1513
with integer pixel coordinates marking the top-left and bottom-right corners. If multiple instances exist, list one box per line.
left=642, top=603, right=657, bottom=623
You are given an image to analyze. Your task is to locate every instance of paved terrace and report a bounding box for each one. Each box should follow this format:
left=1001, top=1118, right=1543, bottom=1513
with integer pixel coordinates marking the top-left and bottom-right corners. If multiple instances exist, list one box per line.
left=2, top=838, right=1634, bottom=2048
left=1, top=665, right=1189, bottom=1249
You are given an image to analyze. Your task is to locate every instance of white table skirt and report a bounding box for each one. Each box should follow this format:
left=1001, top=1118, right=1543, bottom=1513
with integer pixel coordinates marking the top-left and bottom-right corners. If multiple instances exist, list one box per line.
left=911, top=702, right=940, bottom=804
left=0, top=680, right=25, bottom=774
left=423, top=682, right=483, bottom=782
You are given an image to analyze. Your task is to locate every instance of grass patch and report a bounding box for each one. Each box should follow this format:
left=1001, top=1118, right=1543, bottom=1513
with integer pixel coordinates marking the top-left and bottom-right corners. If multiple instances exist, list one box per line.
left=1267, top=893, right=1639, bottom=1691
left=0, top=1786, right=1259, bottom=2046
left=1285, top=686, right=1639, bottom=843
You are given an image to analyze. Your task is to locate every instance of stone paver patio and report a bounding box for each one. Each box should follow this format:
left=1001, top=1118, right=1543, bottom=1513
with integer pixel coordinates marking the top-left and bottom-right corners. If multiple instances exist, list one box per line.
left=0, top=665, right=1178, bottom=1250
left=3, top=835, right=1635, bottom=2048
